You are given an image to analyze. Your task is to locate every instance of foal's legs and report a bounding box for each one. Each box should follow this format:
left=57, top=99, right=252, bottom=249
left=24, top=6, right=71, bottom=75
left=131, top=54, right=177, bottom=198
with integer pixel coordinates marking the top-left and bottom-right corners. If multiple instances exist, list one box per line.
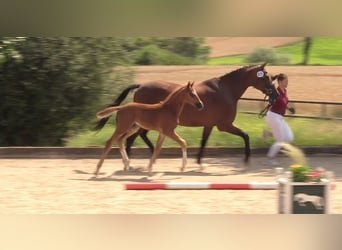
left=95, top=122, right=137, bottom=176
left=94, top=131, right=119, bottom=176
left=165, top=131, right=187, bottom=172
left=125, top=131, right=140, bottom=157
left=118, top=125, right=141, bottom=172
left=147, top=133, right=166, bottom=176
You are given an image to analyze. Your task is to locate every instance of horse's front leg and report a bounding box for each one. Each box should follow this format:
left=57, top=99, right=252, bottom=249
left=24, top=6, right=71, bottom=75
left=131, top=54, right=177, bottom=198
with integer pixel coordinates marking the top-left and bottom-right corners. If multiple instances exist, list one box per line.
left=140, top=129, right=155, bottom=154
left=217, top=123, right=250, bottom=163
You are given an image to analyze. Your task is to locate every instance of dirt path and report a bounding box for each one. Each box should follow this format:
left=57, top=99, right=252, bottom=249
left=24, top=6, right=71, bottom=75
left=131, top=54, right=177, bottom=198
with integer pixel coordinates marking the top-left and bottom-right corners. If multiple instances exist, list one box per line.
left=205, top=37, right=303, bottom=57
left=1, top=155, right=341, bottom=214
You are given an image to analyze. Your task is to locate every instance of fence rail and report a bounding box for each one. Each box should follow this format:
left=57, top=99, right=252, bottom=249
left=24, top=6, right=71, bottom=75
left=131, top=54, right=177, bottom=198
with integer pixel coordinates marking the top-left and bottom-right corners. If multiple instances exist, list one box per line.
left=239, top=98, right=342, bottom=120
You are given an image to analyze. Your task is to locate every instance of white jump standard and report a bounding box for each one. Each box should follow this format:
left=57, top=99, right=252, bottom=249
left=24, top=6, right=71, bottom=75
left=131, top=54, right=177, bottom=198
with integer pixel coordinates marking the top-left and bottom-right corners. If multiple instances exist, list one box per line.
left=125, top=182, right=278, bottom=190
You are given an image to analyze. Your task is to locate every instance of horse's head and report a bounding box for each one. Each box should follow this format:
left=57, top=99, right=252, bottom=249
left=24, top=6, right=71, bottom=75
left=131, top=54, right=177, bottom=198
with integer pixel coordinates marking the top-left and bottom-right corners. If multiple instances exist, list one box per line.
left=185, top=81, right=204, bottom=110
left=250, top=63, right=279, bottom=105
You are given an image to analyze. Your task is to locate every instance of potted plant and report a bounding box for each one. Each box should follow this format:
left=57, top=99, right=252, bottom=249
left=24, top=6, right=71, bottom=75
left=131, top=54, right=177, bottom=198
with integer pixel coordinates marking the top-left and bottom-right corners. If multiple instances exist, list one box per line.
left=276, top=143, right=334, bottom=214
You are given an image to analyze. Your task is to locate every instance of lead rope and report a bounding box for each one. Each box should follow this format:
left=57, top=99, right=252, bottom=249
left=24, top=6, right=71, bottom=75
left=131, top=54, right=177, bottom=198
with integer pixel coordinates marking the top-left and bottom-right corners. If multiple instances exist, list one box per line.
left=258, top=104, right=271, bottom=118
left=258, top=95, right=272, bottom=118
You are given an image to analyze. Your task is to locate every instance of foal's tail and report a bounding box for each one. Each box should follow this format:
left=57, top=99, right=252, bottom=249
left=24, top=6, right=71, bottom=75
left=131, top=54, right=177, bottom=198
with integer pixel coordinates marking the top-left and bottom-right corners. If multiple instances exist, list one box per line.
left=96, top=106, right=121, bottom=119
left=92, top=84, right=140, bottom=131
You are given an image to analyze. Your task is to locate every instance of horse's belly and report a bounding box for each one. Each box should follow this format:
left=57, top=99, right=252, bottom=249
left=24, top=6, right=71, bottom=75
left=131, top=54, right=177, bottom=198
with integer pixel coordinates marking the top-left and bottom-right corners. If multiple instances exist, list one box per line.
left=179, top=105, right=231, bottom=127
left=178, top=112, right=216, bottom=127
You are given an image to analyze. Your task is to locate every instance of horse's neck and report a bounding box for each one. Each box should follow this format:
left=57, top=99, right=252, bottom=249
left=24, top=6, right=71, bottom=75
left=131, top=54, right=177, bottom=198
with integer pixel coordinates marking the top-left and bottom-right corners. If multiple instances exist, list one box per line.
left=221, top=76, right=250, bottom=100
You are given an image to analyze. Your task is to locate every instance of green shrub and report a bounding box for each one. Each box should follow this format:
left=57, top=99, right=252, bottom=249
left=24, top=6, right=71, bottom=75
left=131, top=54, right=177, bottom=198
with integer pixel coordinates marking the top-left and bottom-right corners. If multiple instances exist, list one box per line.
left=134, top=45, right=163, bottom=65
left=131, top=37, right=209, bottom=65
left=245, top=46, right=291, bottom=65
left=245, top=47, right=277, bottom=64
left=134, top=44, right=197, bottom=65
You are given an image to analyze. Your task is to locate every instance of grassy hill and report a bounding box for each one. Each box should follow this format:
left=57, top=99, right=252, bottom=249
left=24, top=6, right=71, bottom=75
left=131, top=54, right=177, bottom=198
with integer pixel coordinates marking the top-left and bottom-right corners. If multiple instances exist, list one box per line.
left=208, top=37, right=342, bottom=65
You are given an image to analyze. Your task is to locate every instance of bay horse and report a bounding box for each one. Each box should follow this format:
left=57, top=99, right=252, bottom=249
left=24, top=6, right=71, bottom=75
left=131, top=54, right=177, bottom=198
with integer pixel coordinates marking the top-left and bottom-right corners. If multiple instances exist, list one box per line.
left=94, top=81, right=203, bottom=176
left=95, top=63, right=278, bottom=166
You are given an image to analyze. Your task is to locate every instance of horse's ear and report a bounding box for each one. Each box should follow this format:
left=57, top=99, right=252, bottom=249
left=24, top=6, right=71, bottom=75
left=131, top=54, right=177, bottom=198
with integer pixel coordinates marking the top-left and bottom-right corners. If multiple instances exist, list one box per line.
left=261, top=62, right=267, bottom=69
left=187, top=81, right=194, bottom=88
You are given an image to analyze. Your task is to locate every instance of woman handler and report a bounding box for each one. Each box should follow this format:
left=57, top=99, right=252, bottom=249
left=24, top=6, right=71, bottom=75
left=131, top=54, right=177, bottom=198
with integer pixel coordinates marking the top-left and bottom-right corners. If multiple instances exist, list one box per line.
left=264, top=73, right=295, bottom=164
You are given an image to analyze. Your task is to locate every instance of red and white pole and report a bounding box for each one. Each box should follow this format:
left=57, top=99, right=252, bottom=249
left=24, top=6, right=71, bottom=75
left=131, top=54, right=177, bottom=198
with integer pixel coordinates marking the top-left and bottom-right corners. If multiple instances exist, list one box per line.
left=125, top=182, right=278, bottom=190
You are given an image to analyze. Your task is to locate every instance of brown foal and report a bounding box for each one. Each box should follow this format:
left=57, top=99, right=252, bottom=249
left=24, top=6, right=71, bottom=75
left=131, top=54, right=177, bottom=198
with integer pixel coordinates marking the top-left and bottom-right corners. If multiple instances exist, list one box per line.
left=94, top=81, right=203, bottom=176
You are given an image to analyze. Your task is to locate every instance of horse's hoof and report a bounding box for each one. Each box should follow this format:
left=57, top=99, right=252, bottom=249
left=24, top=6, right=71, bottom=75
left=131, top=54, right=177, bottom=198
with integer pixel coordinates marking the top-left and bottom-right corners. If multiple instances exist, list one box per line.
left=244, top=158, right=250, bottom=165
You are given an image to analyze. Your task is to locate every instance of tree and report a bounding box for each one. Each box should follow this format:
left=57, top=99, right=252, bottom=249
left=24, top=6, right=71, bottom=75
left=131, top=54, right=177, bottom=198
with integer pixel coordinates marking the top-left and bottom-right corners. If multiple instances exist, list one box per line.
left=0, top=37, right=132, bottom=146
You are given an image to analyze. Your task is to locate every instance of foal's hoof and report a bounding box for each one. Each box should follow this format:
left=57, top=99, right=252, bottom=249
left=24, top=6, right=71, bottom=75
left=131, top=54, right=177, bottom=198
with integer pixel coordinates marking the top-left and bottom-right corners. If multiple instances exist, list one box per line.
left=147, top=169, right=154, bottom=177
left=124, top=164, right=137, bottom=172
left=198, top=163, right=208, bottom=171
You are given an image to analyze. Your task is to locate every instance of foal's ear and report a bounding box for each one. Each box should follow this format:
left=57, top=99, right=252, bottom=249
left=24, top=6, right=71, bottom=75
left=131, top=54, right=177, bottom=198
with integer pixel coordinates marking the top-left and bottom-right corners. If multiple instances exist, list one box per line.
left=260, top=62, right=267, bottom=69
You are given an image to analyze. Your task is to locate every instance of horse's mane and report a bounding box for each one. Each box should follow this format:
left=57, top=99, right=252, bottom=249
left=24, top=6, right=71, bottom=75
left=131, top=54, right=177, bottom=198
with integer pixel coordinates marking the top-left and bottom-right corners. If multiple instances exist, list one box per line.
left=219, top=64, right=257, bottom=80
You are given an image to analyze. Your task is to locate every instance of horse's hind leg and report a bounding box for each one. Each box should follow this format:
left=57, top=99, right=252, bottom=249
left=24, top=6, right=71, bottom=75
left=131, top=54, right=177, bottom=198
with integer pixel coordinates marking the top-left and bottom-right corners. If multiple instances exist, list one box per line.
left=140, top=129, right=154, bottom=154
left=126, top=128, right=154, bottom=157
left=166, top=131, right=187, bottom=172
left=147, top=133, right=165, bottom=176
left=197, top=126, right=213, bottom=167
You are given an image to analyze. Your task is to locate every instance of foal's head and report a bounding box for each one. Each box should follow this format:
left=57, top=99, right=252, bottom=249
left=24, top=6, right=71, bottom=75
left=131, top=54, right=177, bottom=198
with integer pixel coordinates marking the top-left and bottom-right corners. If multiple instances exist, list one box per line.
left=183, top=81, right=204, bottom=110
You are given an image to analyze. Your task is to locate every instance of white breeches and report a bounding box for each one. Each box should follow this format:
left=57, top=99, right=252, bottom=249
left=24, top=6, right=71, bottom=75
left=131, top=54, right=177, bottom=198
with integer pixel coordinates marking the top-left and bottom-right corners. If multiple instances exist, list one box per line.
left=265, top=111, right=294, bottom=158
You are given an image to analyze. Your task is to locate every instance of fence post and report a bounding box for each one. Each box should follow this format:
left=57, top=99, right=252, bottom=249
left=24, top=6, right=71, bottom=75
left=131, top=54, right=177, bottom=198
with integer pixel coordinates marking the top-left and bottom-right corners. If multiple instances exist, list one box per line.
left=321, top=103, right=327, bottom=117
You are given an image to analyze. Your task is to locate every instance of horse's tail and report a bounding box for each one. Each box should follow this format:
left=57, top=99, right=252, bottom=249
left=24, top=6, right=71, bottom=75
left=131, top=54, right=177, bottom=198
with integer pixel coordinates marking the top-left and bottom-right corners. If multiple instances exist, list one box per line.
left=92, top=84, right=140, bottom=131
left=96, top=106, right=121, bottom=119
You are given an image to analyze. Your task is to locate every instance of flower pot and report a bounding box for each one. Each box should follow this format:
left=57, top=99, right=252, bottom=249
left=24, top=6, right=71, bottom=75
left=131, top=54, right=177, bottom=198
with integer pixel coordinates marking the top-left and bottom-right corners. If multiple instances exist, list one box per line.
left=278, top=179, right=331, bottom=214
